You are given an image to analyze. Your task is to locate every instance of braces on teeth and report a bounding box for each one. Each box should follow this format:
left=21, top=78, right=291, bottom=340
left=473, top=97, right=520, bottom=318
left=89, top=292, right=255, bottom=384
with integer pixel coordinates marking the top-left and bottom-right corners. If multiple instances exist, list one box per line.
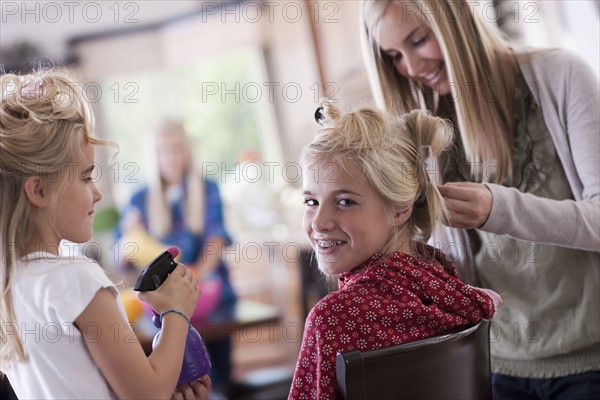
left=318, top=240, right=343, bottom=248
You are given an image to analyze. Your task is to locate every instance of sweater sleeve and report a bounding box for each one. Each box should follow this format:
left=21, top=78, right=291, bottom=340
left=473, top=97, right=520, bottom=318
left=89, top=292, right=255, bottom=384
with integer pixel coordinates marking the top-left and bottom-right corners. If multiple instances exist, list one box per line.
left=481, top=50, right=600, bottom=252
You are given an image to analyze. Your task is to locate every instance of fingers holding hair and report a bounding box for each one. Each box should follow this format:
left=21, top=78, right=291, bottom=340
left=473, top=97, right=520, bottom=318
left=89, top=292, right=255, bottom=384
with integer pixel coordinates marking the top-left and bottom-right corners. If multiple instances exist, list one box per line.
left=437, top=182, right=492, bottom=228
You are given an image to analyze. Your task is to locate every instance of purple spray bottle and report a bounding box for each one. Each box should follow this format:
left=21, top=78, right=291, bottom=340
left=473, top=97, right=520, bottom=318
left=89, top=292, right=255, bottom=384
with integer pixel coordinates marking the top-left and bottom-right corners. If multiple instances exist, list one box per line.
left=133, top=246, right=211, bottom=385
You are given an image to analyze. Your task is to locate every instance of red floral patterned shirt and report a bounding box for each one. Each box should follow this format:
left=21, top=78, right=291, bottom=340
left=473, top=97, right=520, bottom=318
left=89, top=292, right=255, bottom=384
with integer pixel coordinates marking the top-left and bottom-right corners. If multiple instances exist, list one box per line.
left=288, top=244, right=496, bottom=400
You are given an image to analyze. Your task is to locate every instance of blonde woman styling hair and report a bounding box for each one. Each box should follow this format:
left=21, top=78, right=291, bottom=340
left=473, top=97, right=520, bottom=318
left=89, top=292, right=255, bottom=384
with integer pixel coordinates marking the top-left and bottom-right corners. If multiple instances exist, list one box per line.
left=362, top=0, right=516, bottom=182
left=289, top=102, right=500, bottom=399
left=362, top=1, right=600, bottom=398
left=0, top=68, right=209, bottom=399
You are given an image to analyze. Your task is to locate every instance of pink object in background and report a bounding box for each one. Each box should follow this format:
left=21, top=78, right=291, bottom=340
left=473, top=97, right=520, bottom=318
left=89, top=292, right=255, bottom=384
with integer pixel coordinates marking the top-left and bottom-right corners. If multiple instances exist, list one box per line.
left=142, top=275, right=223, bottom=322
left=190, top=277, right=223, bottom=323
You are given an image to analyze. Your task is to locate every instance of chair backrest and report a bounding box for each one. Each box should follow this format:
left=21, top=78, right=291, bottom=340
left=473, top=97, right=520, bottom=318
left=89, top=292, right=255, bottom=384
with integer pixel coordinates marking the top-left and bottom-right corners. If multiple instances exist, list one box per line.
left=335, top=320, right=492, bottom=400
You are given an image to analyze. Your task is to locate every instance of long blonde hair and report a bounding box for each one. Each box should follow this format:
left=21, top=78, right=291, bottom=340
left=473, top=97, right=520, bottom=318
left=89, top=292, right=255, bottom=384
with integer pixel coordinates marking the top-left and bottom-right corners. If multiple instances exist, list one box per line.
left=302, top=102, right=453, bottom=244
left=146, top=120, right=204, bottom=238
left=0, top=68, right=116, bottom=366
left=361, top=0, right=516, bottom=182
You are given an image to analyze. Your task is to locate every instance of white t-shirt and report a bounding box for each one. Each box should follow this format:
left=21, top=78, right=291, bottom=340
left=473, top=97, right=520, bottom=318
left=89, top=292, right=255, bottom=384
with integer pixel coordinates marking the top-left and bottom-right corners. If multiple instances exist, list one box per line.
left=5, top=252, right=127, bottom=399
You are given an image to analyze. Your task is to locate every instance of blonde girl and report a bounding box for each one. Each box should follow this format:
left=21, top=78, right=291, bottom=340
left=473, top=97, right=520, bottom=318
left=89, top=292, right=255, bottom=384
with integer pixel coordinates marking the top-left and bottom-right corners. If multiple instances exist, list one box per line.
left=0, top=68, right=208, bottom=399
left=289, top=103, right=499, bottom=399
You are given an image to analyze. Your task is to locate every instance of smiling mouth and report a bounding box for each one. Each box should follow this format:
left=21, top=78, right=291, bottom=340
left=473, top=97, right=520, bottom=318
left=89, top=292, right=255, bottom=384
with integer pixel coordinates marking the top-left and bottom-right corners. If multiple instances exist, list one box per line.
left=423, top=63, right=443, bottom=83
left=316, top=240, right=344, bottom=248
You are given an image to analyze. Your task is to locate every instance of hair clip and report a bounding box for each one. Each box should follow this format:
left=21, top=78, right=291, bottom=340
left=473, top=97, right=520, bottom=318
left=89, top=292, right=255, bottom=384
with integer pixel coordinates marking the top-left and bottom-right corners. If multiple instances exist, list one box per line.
left=418, top=145, right=438, bottom=184
left=314, top=106, right=326, bottom=126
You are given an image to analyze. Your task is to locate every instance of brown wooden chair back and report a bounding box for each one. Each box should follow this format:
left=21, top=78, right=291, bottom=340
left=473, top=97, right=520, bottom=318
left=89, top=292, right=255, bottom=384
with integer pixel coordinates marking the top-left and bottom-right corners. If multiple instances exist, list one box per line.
left=335, top=320, right=492, bottom=400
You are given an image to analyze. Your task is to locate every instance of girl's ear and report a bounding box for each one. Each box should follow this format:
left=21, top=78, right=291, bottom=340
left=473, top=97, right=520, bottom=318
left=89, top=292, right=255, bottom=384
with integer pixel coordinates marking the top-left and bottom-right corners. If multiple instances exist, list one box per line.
left=23, top=176, right=49, bottom=208
left=393, top=203, right=413, bottom=227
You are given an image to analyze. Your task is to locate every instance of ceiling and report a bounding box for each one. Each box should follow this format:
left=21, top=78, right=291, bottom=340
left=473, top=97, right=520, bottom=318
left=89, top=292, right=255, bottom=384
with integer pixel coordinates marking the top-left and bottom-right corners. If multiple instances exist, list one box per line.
left=0, top=1, right=208, bottom=67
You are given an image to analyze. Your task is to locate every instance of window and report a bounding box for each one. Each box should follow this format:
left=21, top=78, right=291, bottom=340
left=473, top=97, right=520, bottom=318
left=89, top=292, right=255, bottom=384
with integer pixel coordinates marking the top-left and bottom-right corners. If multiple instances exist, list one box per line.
left=100, top=46, right=282, bottom=208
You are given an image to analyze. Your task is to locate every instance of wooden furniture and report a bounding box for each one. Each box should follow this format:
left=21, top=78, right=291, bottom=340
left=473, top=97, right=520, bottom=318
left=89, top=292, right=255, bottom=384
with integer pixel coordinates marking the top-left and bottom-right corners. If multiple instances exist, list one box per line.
left=136, top=299, right=281, bottom=353
left=298, top=248, right=330, bottom=320
left=0, top=377, right=17, bottom=400
left=336, top=320, right=492, bottom=400
left=192, top=299, right=281, bottom=342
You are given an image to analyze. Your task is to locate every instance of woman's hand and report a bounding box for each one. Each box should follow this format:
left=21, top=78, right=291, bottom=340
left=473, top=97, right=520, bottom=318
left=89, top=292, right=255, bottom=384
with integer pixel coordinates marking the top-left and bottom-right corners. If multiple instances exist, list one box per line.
left=138, top=264, right=199, bottom=318
left=436, top=182, right=493, bottom=229
left=172, top=376, right=212, bottom=400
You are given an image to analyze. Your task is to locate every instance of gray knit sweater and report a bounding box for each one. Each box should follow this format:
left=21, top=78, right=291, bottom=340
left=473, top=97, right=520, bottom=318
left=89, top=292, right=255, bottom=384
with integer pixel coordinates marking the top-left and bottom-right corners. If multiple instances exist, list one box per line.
left=441, top=48, right=600, bottom=377
left=484, top=49, right=599, bottom=250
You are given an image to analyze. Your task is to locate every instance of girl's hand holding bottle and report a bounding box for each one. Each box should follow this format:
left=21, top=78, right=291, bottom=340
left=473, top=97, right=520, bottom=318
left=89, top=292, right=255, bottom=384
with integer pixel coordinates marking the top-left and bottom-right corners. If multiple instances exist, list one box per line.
left=139, top=264, right=199, bottom=319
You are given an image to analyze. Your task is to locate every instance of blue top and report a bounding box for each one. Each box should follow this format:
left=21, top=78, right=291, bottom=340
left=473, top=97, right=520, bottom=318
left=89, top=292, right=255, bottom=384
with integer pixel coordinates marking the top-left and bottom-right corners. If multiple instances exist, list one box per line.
left=123, top=179, right=236, bottom=305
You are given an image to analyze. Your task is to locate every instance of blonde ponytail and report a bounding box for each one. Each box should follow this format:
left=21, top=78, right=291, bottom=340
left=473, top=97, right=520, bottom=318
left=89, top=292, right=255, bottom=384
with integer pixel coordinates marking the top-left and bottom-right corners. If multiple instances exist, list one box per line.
left=401, top=110, right=453, bottom=241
